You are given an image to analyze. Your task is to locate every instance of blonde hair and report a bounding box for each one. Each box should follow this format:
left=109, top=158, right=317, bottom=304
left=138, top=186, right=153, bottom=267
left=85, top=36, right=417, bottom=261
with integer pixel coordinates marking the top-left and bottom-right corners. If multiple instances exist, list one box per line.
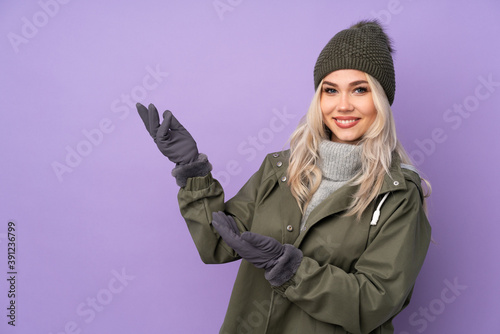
left=287, top=73, right=430, bottom=219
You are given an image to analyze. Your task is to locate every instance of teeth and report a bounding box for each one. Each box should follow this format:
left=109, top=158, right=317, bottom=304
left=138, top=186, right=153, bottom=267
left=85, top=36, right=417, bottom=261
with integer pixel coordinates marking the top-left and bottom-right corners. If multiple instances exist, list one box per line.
left=336, top=119, right=357, bottom=124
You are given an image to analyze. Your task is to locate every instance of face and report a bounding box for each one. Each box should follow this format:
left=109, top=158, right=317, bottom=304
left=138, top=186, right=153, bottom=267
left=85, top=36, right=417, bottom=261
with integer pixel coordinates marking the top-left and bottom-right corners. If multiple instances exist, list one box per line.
left=320, top=69, right=377, bottom=144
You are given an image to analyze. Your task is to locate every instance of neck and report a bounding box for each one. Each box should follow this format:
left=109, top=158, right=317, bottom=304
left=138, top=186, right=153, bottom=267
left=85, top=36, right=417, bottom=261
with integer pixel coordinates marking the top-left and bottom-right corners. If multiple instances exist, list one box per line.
left=319, top=140, right=362, bottom=181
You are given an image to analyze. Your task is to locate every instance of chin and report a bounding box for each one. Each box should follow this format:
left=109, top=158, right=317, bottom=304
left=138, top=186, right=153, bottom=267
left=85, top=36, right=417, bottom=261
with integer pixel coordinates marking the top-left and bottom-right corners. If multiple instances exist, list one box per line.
left=332, top=134, right=362, bottom=144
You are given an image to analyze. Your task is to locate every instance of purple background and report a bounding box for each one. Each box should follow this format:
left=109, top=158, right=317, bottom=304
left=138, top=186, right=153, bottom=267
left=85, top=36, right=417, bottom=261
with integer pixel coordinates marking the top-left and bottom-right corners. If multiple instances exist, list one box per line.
left=1, top=1, right=499, bottom=333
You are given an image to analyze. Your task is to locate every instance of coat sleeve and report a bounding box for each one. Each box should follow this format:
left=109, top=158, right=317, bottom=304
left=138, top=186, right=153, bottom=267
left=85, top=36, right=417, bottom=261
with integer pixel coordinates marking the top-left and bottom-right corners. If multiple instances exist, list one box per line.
left=274, top=182, right=432, bottom=334
left=177, top=156, right=273, bottom=264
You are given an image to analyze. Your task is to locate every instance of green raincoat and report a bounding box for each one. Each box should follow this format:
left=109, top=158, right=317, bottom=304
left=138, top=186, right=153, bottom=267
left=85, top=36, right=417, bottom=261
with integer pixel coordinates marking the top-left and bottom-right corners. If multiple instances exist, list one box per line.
left=178, top=150, right=431, bottom=334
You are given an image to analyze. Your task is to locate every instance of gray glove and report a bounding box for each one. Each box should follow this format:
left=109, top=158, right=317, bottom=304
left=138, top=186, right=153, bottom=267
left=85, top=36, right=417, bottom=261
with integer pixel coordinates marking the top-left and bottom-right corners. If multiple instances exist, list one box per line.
left=136, top=103, right=199, bottom=165
left=211, top=211, right=303, bottom=286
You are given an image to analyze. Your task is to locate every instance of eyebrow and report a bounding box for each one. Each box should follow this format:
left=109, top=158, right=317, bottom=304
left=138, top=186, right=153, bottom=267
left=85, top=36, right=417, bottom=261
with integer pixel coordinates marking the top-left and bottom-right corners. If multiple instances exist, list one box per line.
left=322, top=80, right=368, bottom=87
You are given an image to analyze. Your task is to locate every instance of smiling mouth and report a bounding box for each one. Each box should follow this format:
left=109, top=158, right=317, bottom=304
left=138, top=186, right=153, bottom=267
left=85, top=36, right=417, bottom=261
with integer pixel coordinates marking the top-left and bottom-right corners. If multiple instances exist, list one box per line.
left=333, top=117, right=361, bottom=129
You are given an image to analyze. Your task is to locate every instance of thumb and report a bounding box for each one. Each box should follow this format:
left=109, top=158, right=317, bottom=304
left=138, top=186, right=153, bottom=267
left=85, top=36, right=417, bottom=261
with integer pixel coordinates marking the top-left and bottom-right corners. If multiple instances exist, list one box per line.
left=156, top=109, right=174, bottom=140
left=161, top=109, right=173, bottom=128
left=168, top=113, right=187, bottom=131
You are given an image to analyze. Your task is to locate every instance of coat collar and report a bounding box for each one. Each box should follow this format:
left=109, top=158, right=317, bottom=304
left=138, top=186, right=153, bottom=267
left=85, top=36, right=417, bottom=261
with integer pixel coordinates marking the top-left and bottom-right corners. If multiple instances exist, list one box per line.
left=269, top=150, right=410, bottom=246
left=306, top=152, right=408, bottom=220
left=379, top=153, right=408, bottom=194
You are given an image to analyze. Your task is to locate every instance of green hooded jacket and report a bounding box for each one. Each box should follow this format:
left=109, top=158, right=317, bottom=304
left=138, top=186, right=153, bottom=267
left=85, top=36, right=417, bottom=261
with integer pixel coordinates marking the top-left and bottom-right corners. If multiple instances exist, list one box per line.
left=177, top=150, right=431, bottom=334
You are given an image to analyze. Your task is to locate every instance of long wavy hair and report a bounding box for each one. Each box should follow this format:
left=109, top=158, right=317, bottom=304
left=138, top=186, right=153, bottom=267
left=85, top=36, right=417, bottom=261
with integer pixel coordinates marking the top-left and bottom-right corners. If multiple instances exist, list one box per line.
left=287, top=73, right=430, bottom=219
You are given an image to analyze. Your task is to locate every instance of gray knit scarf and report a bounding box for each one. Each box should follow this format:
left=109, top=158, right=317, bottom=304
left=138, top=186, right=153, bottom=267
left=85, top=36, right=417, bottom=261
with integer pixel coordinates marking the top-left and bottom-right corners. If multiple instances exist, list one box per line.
left=300, top=140, right=362, bottom=231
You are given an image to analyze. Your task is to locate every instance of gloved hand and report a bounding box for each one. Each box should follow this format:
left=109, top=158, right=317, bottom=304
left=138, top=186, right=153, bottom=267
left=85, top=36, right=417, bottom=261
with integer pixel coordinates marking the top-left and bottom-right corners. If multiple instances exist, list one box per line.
left=212, top=211, right=284, bottom=269
left=136, top=103, right=199, bottom=165
left=211, top=211, right=303, bottom=286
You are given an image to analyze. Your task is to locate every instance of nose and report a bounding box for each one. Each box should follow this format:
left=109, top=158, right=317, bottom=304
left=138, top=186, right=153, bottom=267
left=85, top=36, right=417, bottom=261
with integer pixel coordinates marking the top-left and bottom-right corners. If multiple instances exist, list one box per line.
left=338, top=93, right=353, bottom=112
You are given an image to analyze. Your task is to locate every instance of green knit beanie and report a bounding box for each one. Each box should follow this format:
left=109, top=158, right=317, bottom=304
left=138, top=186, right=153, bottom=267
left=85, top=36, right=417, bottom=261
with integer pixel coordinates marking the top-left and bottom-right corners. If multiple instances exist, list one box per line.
left=313, top=20, right=396, bottom=105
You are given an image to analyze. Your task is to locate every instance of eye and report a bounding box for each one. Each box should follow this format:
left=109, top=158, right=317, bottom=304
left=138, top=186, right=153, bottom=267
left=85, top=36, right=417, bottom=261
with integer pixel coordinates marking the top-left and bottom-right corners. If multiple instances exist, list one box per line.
left=323, top=87, right=337, bottom=94
left=354, top=86, right=369, bottom=94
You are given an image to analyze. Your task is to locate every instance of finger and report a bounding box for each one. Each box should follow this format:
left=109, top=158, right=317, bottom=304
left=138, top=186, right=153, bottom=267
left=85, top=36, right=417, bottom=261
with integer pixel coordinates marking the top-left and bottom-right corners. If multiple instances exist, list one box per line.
left=147, top=104, right=161, bottom=139
left=212, top=212, right=244, bottom=243
left=211, top=212, right=235, bottom=237
left=212, top=222, right=242, bottom=252
left=136, top=103, right=152, bottom=133
left=212, top=212, right=241, bottom=236
left=211, top=211, right=226, bottom=225
left=168, top=114, right=187, bottom=131
left=225, top=215, right=241, bottom=236
left=156, top=109, right=174, bottom=142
